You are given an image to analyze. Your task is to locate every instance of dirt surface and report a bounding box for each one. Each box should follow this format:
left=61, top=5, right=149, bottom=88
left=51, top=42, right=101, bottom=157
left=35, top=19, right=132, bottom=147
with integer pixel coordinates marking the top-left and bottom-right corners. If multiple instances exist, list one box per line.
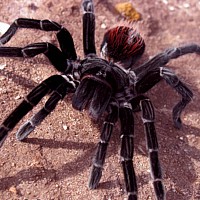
left=0, top=0, right=200, bottom=200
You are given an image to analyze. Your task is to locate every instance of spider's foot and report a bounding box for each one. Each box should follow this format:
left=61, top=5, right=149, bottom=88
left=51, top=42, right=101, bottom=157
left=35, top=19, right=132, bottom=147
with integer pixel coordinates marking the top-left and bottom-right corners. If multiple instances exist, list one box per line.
left=153, top=180, right=166, bottom=200
left=173, top=117, right=182, bottom=129
left=128, top=192, right=137, bottom=200
left=88, top=165, right=102, bottom=189
left=82, top=0, right=94, bottom=13
left=0, top=126, right=8, bottom=148
left=16, top=121, right=35, bottom=141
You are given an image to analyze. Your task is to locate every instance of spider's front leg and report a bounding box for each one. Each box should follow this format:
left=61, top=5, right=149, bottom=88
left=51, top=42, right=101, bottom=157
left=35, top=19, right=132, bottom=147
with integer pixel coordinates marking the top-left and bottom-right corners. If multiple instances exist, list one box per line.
left=160, top=67, right=193, bottom=128
left=132, top=43, right=200, bottom=128
left=82, top=0, right=96, bottom=56
left=16, top=74, right=79, bottom=140
left=0, top=75, right=76, bottom=146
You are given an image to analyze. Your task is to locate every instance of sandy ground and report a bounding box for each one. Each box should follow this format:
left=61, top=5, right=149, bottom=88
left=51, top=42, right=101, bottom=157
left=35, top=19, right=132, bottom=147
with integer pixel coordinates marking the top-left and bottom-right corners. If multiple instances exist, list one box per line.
left=0, top=0, right=200, bottom=199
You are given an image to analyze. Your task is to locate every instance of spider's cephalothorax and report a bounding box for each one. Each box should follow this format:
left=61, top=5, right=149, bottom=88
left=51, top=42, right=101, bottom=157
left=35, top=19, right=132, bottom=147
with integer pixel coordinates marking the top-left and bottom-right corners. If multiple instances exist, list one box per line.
left=0, top=0, right=199, bottom=200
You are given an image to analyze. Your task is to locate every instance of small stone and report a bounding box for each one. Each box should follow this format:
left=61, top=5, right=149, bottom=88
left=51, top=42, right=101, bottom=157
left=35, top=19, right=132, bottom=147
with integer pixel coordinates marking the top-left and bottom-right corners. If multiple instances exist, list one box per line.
left=63, top=124, right=68, bottom=130
left=115, top=2, right=141, bottom=21
left=14, top=95, right=21, bottom=100
left=9, top=186, right=17, bottom=194
left=162, top=0, right=168, bottom=4
left=101, top=23, right=107, bottom=29
left=0, top=63, right=6, bottom=70
left=11, top=163, right=16, bottom=167
left=179, top=136, right=183, bottom=140
left=0, top=21, right=9, bottom=35
left=183, top=3, right=190, bottom=8
left=168, top=6, right=175, bottom=11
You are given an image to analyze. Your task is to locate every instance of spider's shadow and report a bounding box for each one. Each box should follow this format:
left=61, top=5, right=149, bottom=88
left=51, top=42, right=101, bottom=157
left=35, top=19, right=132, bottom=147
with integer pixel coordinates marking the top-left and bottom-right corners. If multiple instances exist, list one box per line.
left=0, top=138, right=95, bottom=191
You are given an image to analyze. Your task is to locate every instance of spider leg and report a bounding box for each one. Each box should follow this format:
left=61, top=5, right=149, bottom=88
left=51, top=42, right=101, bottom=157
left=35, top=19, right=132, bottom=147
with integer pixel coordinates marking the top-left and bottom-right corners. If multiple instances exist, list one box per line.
left=119, top=105, right=137, bottom=200
left=0, top=18, right=77, bottom=60
left=0, top=42, right=72, bottom=73
left=133, top=66, right=193, bottom=129
left=15, top=78, right=76, bottom=140
left=160, top=67, right=193, bottom=129
left=133, top=43, right=200, bottom=75
left=89, top=104, right=118, bottom=189
left=82, top=0, right=96, bottom=56
left=131, top=43, right=199, bottom=128
left=139, top=96, right=165, bottom=200
left=0, top=75, right=76, bottom=147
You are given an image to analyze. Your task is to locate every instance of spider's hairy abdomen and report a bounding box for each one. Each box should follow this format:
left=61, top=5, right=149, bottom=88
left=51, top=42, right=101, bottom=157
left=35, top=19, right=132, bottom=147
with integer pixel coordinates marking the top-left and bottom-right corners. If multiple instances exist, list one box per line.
left=101, top=26, right=145, bottom=66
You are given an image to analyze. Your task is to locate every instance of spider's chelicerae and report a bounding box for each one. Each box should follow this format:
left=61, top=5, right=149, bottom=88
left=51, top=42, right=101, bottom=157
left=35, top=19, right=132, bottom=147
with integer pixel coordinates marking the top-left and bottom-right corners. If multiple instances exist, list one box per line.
left=0, top=0, right=199, bottom=199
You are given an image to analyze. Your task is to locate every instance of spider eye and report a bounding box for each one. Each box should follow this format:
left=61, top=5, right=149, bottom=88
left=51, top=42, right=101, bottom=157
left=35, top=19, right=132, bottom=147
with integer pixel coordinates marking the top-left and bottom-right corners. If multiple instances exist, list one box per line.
left=100, top=26, right=145, bottom=68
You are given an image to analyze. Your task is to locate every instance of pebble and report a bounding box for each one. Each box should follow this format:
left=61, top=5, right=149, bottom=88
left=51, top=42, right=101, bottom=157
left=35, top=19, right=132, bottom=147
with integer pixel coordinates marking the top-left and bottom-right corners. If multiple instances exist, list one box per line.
left=63, top=124, right=68, bottom=130
left=168, top=6, right=175, bottom=11
left=0, top=21, right=9, bottom=35
left=9, top=186, right=17, bottom=194
left=183, top=3, right=190, bottom=8
left=101, top=23, right=107, bottom=29
left=0, top=63, right=6, bottom=70
left=162, top=0, right=168, bottom=4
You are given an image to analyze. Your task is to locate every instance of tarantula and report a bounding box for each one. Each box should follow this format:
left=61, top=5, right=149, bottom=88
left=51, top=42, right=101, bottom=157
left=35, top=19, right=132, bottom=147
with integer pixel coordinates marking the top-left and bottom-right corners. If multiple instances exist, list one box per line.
left=0, top=0, right=199, bottom=199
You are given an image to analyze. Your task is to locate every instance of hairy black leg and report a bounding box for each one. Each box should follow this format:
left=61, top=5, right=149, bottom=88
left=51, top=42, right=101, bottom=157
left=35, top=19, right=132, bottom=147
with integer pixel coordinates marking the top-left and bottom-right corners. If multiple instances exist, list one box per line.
left=163, top=44, right=200, bottom=60
left=89, top=104, right=118, bottom=189
left=119, top=105, right=137, bottom=200
left=56, top=28, right=77, bottom=60
left=132, top=68, right=161, bottom=94
left=160, top=67, right=193, bottom=129
left=140, top=98, right=165, bottom=200
left=0, top=75, right=75, bottom=147
left=0, top=18, right=61, bottom=45
left=82, top=0, right=96, bottom=56
left=0, top=18, right=77, bottom=60
left=0, top=43, right=71, bottom=73
left=16, top=76, right=77, bottom=140
left=132, top=44, right=200, bottom=88
left=130, top=95, right=146, bottom=112
left=133, top=44, right=200, bottom=77
left=133, top=65, right=193, bottom=129
left=16, top=92, right=61, bottom=141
